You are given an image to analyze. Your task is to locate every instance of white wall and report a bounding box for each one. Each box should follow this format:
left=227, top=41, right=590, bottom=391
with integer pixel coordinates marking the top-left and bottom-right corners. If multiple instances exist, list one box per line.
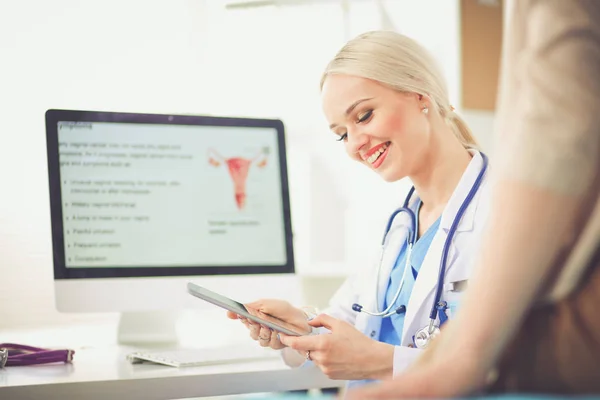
left=0, top=0, right=215, bottom=328
left=0, top=0, right=496, bottom=328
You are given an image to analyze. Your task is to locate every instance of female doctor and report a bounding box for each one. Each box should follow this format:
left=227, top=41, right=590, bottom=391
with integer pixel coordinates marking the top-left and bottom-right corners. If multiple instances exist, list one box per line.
left=227, top=30, right=491, bottom=385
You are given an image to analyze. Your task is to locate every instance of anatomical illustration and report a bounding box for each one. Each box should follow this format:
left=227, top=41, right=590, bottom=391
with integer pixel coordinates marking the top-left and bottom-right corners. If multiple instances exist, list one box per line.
left=207, top=147, right=269, bottom=210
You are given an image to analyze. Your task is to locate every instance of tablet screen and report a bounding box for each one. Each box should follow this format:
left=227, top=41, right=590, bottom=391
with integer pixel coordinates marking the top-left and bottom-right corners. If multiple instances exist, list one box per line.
left=187, top=283, right=310, bottom=336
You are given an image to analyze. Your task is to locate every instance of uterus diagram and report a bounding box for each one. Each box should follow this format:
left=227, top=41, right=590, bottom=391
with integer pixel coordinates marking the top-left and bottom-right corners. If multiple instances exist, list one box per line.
left=207, top=148, right=269, bottom=210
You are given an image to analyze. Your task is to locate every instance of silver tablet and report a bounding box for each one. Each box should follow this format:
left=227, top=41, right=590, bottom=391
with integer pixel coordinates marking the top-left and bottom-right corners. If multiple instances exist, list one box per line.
left=187, top=282, right=311, bottom=336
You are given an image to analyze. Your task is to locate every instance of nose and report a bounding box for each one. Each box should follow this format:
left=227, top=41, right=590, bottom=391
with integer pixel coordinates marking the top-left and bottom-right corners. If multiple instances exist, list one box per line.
left=346, top=131, right=369, bottom=158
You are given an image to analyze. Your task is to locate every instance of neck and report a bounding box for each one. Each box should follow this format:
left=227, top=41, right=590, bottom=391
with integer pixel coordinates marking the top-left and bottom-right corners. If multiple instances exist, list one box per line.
left=410, top=126, right=472, bottom=213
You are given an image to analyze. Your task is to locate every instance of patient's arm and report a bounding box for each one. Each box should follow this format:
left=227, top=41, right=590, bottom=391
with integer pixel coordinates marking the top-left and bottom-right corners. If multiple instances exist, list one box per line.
left=429, top=0, right=600, bottom=379
left=439, top=181, right=582, bottom=374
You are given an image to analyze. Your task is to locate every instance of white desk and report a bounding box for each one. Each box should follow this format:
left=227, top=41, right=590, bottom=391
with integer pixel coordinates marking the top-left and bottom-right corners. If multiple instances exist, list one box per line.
left=0, top=321, right=345, bottom=399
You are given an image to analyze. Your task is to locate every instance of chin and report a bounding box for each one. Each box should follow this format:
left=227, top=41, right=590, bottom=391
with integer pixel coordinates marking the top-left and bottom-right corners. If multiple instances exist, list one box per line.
left=378, top=169, right=405, bottom=183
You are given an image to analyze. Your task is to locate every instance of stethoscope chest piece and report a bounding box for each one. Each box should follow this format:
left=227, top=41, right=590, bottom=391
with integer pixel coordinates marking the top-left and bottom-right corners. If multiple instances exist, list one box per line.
left=414, top=301, right=448, bottom=349
left=414, top=325, right=441, bottom=349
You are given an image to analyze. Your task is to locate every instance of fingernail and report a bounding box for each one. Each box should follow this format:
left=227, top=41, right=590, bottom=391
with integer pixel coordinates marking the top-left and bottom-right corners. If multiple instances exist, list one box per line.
left=276, top=333, right=280, bottom=341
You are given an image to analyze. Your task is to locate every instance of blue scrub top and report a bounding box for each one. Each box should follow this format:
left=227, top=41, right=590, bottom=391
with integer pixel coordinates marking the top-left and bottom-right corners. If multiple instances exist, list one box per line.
left=378, top=212, right=441, bottom=346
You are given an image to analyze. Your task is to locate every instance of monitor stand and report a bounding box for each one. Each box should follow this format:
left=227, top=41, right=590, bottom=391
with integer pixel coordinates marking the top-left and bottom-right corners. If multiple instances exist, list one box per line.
left=117, top=311, right=180, bottom=346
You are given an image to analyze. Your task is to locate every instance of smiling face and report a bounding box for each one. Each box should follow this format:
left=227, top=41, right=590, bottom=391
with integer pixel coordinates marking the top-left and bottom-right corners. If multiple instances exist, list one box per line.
left=322, top=74, right=432, bottom=182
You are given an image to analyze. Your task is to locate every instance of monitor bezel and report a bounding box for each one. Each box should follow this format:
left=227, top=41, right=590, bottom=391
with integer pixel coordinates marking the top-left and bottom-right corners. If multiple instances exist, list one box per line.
left=45, top=109, right=295, bottom=279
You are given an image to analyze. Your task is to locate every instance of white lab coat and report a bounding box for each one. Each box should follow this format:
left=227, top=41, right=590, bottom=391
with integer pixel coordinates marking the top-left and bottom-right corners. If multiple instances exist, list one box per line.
left=283, top=150, right=491, bottom=377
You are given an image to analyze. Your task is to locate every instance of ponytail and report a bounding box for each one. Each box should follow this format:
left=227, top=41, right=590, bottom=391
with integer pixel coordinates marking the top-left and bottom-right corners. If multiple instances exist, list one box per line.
left=446, top=110, right=479, bottom=150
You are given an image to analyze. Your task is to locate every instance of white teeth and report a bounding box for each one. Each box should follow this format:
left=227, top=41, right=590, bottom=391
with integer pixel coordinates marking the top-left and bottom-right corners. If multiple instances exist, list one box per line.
left=367, top=144, right=388, bottom=164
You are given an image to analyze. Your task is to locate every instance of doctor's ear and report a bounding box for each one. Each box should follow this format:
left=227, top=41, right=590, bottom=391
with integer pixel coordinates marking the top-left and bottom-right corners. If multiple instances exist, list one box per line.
left=415, top=93, right=432, bottom=106
left=415, top=93, right=433, bottom=115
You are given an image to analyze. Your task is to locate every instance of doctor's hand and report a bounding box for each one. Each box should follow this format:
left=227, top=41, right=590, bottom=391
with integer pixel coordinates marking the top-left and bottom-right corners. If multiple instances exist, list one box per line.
left=279, top=314, right=394, bottom=381
left=226, top=299, right=310, bottom=350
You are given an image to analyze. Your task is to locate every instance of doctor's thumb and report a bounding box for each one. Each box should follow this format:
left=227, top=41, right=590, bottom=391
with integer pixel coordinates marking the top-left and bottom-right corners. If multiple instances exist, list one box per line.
left=245, top=299, right=267, bottom=310
left=307, top=314, right=335, bottom=329
left=277, top=333, right=294, bottom=346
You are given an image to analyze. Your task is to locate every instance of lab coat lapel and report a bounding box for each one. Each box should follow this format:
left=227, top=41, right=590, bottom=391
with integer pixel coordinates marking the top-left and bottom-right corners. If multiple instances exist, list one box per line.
left=402, top=231, right=445, bottom=341
left=439, top=150, right=485, bottom=235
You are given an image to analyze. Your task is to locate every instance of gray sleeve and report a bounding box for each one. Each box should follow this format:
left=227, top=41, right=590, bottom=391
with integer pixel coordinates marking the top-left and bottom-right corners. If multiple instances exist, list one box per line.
left=493, top=0, right=600, bottom=195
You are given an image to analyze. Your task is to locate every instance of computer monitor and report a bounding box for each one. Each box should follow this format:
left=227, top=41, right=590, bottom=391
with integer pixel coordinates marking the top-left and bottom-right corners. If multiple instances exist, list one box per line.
left=45, top=109, right=300, bottom=344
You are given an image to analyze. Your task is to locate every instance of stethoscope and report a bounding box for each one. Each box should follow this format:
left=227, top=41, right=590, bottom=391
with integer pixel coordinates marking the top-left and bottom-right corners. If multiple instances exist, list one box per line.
left=351, top=152, right=489, bottom=349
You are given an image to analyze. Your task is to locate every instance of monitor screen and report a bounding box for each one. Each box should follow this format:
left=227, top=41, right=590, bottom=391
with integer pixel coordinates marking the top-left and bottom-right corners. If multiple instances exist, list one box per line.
left=45, top=110, right=294, bottom=279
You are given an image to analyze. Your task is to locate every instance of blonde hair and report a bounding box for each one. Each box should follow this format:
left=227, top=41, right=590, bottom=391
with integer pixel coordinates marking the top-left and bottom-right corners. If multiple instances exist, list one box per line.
left=321, top=30, right=478, bottom=149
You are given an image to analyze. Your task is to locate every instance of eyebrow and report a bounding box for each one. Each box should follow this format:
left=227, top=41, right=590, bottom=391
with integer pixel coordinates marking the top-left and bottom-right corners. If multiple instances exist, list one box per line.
left=329, top=97, right=373, bottom=130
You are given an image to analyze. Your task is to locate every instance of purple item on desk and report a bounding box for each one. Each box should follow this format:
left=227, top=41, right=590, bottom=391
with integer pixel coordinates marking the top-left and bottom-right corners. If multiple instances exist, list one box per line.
left=0, top=343, right=74, bottom=367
